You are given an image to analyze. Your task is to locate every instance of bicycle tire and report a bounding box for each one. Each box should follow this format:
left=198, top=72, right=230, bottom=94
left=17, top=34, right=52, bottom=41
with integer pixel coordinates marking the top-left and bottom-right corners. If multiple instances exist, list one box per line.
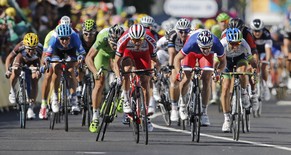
left=159, top=103, right=171, bottom=126
left=50, top=111, right=56, bottom=130
left=232, top=87, right=241, bottom=141
left=138, top=87, right=148, bottom=145
left=19, top=80, right=27, bottom=129
left=244, top=108, right=250, bottom=132
left=61, top=81, right=69, bottom=132
left=99, top=87, right=115, bottom=141
left=87, top=82, right=93, bottom=128
left=195, top=92, right=201, bottom=142
left=130, top=91, right=140, bottom=144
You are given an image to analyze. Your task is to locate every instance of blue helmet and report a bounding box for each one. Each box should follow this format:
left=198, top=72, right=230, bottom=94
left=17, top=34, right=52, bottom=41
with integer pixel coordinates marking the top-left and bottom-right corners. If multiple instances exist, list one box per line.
left=57, top=24, right=72, bottom=37
left=197, top=30, right=213, bottom=47
left=226, top=28, right=242, bottom=42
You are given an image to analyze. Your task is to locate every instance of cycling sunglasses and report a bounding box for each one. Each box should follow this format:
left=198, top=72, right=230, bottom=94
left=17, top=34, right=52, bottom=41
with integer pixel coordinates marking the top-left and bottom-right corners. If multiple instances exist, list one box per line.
left=229, top=41, right=241, bottom=46
left=178, top=29, right=190, bottom=34
left=253, top=30, right=262, bottom=33
left=83, top=31, right=96, bottom=36
left=131, top=38, right=144, bottom=44
left=59, top=37, right=70, bottom=41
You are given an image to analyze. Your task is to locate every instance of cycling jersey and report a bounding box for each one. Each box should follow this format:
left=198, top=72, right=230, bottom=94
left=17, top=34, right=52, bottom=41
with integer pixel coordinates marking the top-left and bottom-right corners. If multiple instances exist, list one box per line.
left=46, top=32, right=85, bottom=60
left=167, top=29, right=188, bottom=52
left=221, top=27, right=257, bottom=55
left=12, top=41, right=43, bottom=62
left=116, top=30, right=157, bottom=69
left=91, top=28, right=115, bottom=71
left=156, top=36, right=169, bottom=66
left=253, top=28, right=273, bottom=55
left=220, top=38, right=252, bottom=58
left=79, top=32, right=98, bottom=53
left=181, top=32, right=224, bottom=68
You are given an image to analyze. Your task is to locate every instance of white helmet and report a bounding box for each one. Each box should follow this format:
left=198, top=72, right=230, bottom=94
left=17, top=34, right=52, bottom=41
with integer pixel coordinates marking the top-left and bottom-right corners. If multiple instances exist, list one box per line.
left=250, top=19, right=264, bottom=31
left=128, top=24, right=145, bottom=39
left=176, top=18, right=191, bottom=30
left=60, top=16, right=71, bottom=25
left=140, top=16, right=155, bottom=28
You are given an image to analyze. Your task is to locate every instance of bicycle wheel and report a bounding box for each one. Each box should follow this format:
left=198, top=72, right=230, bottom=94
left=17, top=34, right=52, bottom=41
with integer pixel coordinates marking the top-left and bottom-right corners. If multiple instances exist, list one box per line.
left=193, top=92, right=201, bottom=142
left=61, top=81, right=68, bottom=132
left=49, top=111, right=56, bottom=130
left=244, top=108, right=250, bottom=132
left=86, top=82, right=93, bottom=128
left=130, top=91, right=140, bottom=144
left=19, top=81, right=27, bottom=129
left=138, top=87, right=148, bottom=145
left=96, top=86, right=115, bottom=141
left=232, top=87, right=241, bottom=141
left=158, top=102, right=170, bottom=126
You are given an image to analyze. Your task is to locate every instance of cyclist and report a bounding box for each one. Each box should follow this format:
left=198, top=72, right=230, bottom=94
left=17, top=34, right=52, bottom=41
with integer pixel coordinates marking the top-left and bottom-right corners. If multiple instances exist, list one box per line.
left=220, top=28, right=257, bottom=132
left=85, top=24, right=124, bottom=133
left=114, top=24, right=159, bottom=131
left=167, top=18, right=191, bottom=121
left=227, top=18, right=260, bottom=111
left=76, top=19, right=98, bottom=96
left=140, top=15, right=160, bottom=114
left=250, top=19, right=272, bottom=101
left=5, top=33, right=43, bottom=119
left=39, top=16, right=77, bottom=119
left=43, top=24, right=86, bottom=114
left=211, top=12, right=230, bottom=39
left=173, top=30, right=226, bottom=126
left=282, top=15, right=291, bottom=89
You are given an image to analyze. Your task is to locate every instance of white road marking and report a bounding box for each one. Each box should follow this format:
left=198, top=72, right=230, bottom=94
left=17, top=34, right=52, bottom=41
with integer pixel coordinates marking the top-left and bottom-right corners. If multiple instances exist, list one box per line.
left=152, top=123, right=291, bottom=152
left=76, top=152, right=106, bottom=154
left=276, top=101, right=291, bottom=106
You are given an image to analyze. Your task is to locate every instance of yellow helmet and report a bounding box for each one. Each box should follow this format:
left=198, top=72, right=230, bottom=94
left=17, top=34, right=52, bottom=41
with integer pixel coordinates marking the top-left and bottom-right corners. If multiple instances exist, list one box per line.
left=23, top=33, right=39, bottom=48
left=204, top=19, right=217, bottom=30
left=5, top=7, right=16, bottom=17
left=0, top=0, right=8, bottom=6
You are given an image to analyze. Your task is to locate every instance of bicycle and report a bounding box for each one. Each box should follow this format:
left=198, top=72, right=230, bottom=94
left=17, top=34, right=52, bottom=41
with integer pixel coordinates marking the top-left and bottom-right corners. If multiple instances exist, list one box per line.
left=221, top=69, right=255, bottom=141
left=79, top=64, right=94, bottom=128
left=96, top=67, right=122, bottom=141
left=47, top=59, right=76, bottom=132
left=7, top=65, right=38, bottom=128
left=180, top=67, right=214, bottom=142
left=154, top=66, right=171, bottom=126
left=123, top=68, right=154, bottom=145
left=253, top=60, right=269, bottom=118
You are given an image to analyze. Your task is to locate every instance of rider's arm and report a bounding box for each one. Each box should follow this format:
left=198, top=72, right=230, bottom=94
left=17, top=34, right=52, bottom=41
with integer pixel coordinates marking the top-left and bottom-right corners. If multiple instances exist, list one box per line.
left=85, top=47, right=98, bottom=75
left=173, top=52, right=185, bottom=74
left=5, top=43, right=21, bottom=72
left=167, top=30, right=177, bottom=66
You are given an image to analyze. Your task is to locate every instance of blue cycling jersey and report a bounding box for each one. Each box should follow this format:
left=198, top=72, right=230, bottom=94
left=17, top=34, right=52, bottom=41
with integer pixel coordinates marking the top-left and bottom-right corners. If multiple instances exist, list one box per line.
left=181, top=32, right=225, bottom=57
left=46, top=31, right=86, bottom=56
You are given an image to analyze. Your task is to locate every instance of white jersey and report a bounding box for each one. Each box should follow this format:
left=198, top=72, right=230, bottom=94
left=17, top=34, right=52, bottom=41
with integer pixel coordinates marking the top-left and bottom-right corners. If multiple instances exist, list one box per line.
left=220, top=38, right=252, bottom=58
left=156, top=36, right=169, bottom=66
left=157, top=36, right=168, bottom=51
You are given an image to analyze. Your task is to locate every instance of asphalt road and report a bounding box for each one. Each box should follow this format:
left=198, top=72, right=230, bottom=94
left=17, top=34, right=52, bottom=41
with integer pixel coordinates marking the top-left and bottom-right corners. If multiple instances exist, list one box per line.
left=1, top=93, right=291, bottom=155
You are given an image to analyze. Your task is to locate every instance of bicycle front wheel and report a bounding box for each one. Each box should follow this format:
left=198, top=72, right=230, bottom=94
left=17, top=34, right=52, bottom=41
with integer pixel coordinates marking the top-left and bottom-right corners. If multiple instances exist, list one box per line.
left=192, top=93, right=201, bottom=142
left=61, top=81, right=68, bottom=132
left=138, top=87, right=148, bottom=145
left=232, top=87, right=241, bottom=141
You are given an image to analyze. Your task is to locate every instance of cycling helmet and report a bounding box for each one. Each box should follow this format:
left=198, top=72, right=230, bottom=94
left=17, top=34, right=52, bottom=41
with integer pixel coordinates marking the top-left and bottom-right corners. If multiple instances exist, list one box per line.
left=216, top=12, right=230, bottom=22
left=5, top=7, right=16, bottom=17
left=226, top=28, right=242, bottom=42
left=57, top=24, right=72, bottom=37
left=197, top=30, right=213, bottom=47
left=60, top=16, right=71, bottom=25
left=23, top=33, right=39, bottom=48
left=140, top=16, right=155, bottom=28
left=128, top=24, right=145, bottom=39
left=109, top=24, right=124, bottom=38
left=176, top=18, right=191, bottom=30
left=82, top=19, right=96, bottom=31
left=250, top=19, right=264, bottom=31
left=191, top=19, right=203, bottom=30
left=228, top=18, right=244, bottom=30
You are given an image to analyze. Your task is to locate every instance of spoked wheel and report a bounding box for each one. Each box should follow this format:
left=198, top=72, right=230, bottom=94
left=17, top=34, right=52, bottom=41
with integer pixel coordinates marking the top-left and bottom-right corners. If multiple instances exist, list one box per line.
left=158, top=103, right=171, bottom=126
left=191, top=93, right=201, bottom=142
left=96, top=87, right=116, bottom=141
left=49, top=111, right=56, bottom=130
left=139, top=88, right=148, bottom=145
left=61, top=82, right=69, bottom=132
left=81, top=106, right=87, bottom=127
left=20, top=104, right=27, bottom=129
left=232, top=113, right=240, bottom=141
left=130, top=112, right=140, bottom=144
